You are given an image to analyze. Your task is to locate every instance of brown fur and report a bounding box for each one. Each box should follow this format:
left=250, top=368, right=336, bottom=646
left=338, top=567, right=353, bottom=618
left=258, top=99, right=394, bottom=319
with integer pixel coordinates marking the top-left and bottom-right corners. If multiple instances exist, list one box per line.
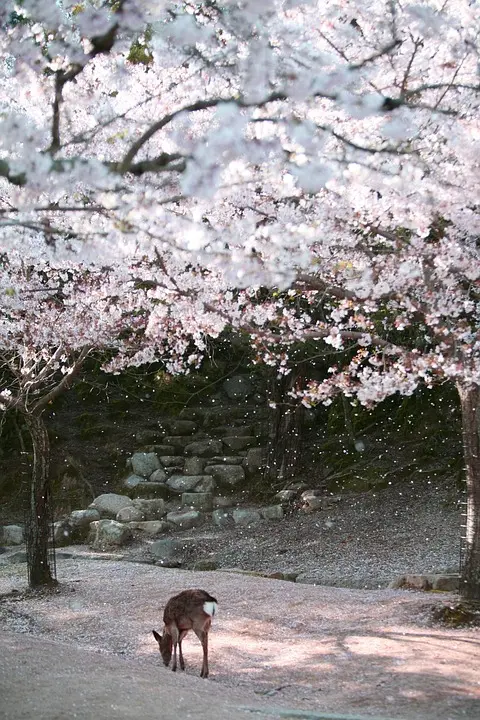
left=152, top=589, right=217, bottom=678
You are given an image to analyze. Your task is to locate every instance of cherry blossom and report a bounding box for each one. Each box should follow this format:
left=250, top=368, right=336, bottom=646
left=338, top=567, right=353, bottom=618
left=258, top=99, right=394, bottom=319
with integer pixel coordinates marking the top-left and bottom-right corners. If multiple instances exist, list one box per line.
left=1, top=0, right=480, bottom=596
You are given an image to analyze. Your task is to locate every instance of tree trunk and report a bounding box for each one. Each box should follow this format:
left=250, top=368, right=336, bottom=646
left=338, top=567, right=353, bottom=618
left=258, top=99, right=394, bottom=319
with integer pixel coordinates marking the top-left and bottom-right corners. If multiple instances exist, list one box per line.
left=23, top=412, right=55, bottom=588
left=264, top=369, right=305, bottom=485
left=456, top=382, right=480, bottom=602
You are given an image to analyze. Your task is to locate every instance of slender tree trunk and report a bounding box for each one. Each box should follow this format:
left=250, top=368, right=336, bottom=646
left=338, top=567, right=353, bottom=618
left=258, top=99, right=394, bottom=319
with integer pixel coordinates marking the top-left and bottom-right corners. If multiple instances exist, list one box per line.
left=23, top=412, right=55, bottom=588
left=264, top=369, right=305, bottom=484
left=456, top=382, right=480, bottom=602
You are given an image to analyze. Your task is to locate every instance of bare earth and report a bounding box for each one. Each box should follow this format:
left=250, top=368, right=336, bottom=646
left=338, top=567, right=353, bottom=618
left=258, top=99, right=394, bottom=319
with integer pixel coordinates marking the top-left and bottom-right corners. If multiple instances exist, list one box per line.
left=1, top=556, right=479, bottom=720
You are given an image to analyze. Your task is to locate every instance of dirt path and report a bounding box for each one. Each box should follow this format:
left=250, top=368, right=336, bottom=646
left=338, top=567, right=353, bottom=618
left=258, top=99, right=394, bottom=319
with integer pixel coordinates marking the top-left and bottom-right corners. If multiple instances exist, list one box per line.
left=1, top=558, right=479, bottom=720
left=0, top=629, right=281, bottom=720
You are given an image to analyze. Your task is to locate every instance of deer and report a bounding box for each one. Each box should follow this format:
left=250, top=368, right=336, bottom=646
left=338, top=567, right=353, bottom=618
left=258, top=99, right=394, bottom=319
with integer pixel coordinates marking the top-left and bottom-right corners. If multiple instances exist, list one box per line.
left=152, top=589, right=218, bottom=678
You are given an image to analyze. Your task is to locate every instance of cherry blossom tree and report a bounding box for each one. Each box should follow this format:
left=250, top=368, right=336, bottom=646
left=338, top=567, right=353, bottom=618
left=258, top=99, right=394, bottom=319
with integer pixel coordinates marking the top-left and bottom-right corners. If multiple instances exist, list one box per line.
left=0, top=1, right=479, bottom=596
left=0, top=251, right=231, bottom=586
left=0, top=256, right=145, bottom=585
left=1, top=0, right=476, bottom=275
left=238, top=223, right=480, bottom=599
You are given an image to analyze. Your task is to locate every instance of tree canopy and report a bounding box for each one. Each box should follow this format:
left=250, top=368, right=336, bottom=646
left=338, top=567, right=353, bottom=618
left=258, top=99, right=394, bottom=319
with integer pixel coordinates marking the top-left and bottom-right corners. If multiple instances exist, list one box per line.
left=1, top=0, right=480, bottom=597
left=0, top=0, right=478, bottom=402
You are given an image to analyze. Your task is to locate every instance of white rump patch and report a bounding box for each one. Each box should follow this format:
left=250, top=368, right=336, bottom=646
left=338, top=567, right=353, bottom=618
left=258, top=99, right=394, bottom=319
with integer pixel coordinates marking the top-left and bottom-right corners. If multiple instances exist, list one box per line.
left=203, top=601, right=217, bottom=617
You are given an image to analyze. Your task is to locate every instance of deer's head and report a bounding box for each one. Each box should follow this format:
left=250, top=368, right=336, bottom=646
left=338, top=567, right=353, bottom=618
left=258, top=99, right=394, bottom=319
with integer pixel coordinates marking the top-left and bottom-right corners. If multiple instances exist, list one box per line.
left=152, top=629, right=173, bottom=666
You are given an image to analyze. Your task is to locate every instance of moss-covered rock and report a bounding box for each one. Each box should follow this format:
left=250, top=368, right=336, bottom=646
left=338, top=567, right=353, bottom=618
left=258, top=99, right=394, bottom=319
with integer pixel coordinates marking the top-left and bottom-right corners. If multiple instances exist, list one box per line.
left=431, top=602, right=480, bottom=627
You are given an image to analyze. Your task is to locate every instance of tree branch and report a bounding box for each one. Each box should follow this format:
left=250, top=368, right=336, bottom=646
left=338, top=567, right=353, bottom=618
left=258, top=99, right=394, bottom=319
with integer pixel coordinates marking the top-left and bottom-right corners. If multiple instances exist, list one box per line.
left=302, top=328, right=397, bottom=349
left=120, top=153, right=186, bottom=176
left=293, top=274, right=358, bottom=300
left=23, top=346, right=65, bottom=392
left=32, top=347, right=92, bottom=414
left=49, top=72, right=63, bottom=154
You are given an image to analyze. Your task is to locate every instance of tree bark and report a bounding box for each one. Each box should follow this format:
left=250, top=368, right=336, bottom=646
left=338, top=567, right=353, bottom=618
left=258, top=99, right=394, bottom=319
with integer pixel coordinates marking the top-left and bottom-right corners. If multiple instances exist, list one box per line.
left=264, top=369, right=305, bottom=484
left=456, top=382, right=480, bottom=602
left=23, top=412, right=55, bottom=588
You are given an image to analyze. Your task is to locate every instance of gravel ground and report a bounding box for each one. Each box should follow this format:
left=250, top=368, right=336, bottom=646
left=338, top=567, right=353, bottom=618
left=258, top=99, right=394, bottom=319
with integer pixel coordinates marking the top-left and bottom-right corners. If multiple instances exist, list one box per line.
left=0, top=478, right=477, bottom=720
left=0, top=478, right=462, bottom=591
left=1, top=476, right=462, bottom=589
left=0, top=561, right=479, bottom=720
left=194, top=479, right=462, bottom=587
left=0, top=629, right=287, bottom=720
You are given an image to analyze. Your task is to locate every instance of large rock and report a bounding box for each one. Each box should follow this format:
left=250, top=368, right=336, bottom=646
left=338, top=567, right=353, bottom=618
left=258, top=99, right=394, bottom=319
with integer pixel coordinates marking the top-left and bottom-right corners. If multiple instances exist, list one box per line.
left=149, top=468, right=168, bottom=483
left=163, top=436, right=196, bottom=450
left=130, top=452, right=161, bottom=478
left=193, top=476, right=215, bottom=493
left=275, top=490, right=298, bottom=503
left=213, top=496, right=235, bottom=508
left=128, top=521, right=171, bottom=536
left=181, top=492, right=213, bottom=511
left=232, top=509, right=262, bottom=526
left=389, top=574, right=433, bottom=591
left=389, top=573, right=460, bottom=592
left=432, top=574, right=460, bottom=592
left=167, top=420, right=198, bottom=435
left=184, top=439, right=223, bottom=457
left=131, top=498, right=166, bottom=520
left=202, top=409, right=231, bottom=428
left=53, top=520, right=74, bottom=547
left=158, top=456, right=185, bottom=468
left=204, top=464, right=245, bottom=487
left=89, top=519, right=132, bottom=548
left=229, top=425, right=254, bottom=437
left=69, top=509, right=100, bottom=528
left=151, top=538, right=195, bottom=567
left=179, top=408, right=205, bottom=422
left=166, top=474, right=214, bottom=493
left=210, top=456, right=244, bottom=465
left=300, top=490, right=325, bottom=512
left=164, top=499, right=183, bottom=514
left=184, top=457, right=207, bottom=475
left=166, top=509, right=204, bottom=529
left=123, top=474, right=145, bottom=490
left=212, top=509, right=234, bottom=527
left=209, top=425, right=238, bottom=437
left=1, top=525, right=24, bottom=546
left=222, top=436, right=257, bottom=451
left=116, top=506, right=145, bottom=523
left=260, top=505, right=284, bottom=521
left=222, top=375, right=254, bottom=400
left=243, top=447, right=265, bottom=474
left=130, top=482, right=170, bottom=499
left=89, top=494, right=132, bottom=519
left=192, top=558, right=219, bottom=571
left=144, top=444, right=175, bottom=455
left=135, top=429, right=161, bottom=445
left=251, top=422, right=267, bottom=438
left=52, top=510, right=101, bottom=546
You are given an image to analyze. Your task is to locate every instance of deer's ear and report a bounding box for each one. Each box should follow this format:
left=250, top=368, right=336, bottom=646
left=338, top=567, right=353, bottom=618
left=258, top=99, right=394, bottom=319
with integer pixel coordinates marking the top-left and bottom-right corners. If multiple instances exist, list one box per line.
left=152, top=629, right=162, bottom=644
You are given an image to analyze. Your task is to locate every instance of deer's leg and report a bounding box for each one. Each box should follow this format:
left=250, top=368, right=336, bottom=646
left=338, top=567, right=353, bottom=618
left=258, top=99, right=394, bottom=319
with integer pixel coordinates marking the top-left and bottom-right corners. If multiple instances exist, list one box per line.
left=193, top=627, right=209, bottom=678
left=200, top=631, right=209, bottom=678
left=178, top=629, right=189, bottom=671
left=170, top=625, right=179, bottom=672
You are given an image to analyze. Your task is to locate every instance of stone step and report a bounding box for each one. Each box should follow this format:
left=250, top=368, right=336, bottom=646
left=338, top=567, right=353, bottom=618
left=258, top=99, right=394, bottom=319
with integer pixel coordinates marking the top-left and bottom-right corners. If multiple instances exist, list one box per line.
left=130, top=482, right=170, bottom=499
left=158, top=419, right=198, bottom=436
left=181, top=492, right=213, bottom=511
left=127, top=520, right=171, bottom=536
left=210, top=455, right=244, bottom=465
left=158, top=455, right=185, bottom=467
left=389, top=573, right=460, bottom=592
left=222, top=436, right=257, bottom=451
left=209, top=425, right=254, bottom=437
left=166, top=474, right=215, bottom=493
